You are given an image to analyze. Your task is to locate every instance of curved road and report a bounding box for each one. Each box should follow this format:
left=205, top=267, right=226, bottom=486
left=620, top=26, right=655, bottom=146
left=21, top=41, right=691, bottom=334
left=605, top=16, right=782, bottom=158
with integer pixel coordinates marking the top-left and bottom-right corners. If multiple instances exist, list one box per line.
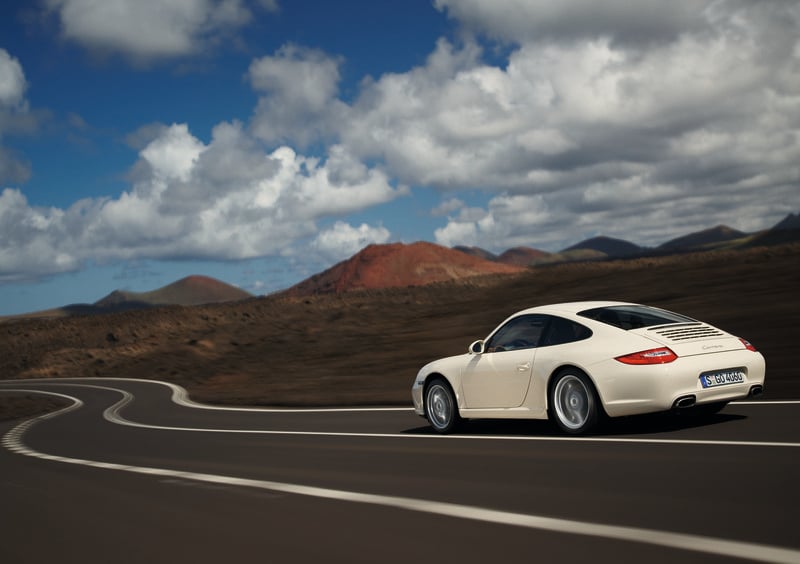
left=1, top=378, right=799, bottom=564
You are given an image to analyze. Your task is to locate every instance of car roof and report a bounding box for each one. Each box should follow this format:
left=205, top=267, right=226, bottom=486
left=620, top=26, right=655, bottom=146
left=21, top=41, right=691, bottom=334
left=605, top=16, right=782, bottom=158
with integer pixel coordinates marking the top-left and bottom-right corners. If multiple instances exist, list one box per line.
left=514, top=301, right=638, bottom=316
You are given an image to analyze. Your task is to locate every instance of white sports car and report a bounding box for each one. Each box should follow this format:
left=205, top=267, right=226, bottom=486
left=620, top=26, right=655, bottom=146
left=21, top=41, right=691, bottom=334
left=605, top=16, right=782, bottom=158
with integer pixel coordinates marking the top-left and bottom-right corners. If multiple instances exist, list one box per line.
left=411, top=301, right=766, bottom=434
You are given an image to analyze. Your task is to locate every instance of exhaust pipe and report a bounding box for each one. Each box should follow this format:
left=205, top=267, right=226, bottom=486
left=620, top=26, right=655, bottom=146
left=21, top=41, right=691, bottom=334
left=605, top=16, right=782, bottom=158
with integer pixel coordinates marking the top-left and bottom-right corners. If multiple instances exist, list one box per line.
left=749, top=385, right=764, bottom=398
left=673, top=395, right=696, bottom=409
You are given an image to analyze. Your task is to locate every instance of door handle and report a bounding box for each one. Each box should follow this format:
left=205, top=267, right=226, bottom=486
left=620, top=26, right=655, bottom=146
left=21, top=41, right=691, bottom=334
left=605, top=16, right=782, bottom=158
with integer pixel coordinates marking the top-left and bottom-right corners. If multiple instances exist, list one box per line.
left=517, top=362, right=531, bottom=371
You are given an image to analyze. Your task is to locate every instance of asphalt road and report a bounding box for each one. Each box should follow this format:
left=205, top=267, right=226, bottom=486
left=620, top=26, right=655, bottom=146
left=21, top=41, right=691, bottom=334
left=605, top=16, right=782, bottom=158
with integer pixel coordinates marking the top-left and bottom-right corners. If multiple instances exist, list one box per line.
left=1, top=378, right=799, bottom=564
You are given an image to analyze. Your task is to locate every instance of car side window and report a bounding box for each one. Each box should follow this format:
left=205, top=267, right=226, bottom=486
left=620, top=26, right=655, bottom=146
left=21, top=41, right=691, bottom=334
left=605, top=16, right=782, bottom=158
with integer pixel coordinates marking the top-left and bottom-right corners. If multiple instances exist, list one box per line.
left=541, top=316, right=592, bottom=346
left=486, top=315, right=548, bottom=353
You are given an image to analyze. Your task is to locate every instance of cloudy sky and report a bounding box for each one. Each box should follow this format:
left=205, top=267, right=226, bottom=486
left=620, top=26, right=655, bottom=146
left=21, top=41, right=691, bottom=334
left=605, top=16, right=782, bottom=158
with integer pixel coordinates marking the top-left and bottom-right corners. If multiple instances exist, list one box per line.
left=1, top=0, right=798, bottom=314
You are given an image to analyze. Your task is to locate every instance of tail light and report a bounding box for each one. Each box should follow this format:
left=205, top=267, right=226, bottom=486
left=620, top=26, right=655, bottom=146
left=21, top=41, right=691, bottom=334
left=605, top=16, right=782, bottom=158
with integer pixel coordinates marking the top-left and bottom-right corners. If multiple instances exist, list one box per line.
left=615, top=347, right=678, bottom=365
left=739, top=338, right=757, bottom=352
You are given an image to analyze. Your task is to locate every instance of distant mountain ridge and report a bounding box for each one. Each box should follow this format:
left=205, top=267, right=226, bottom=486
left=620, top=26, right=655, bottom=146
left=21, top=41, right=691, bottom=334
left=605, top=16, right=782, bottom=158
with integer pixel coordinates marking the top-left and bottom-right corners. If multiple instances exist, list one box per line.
left=562, top=235, right=643, bottom=257
left=659, top=225, right=748, bottom=251
left=746, top=213, right=800, bottom=247
left=772, top=213, right=800, bottom=231
left=5, top=213, right=798, bottom=319
left=497, top=247, right=552, bottom=266
left=447, top=213, right=800, bottom=268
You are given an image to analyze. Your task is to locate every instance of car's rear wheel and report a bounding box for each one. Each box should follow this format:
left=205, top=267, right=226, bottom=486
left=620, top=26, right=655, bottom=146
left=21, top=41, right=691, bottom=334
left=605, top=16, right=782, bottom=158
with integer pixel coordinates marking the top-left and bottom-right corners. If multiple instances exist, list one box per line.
left=425, top=379, right=460, bottom=434
left=549, top=369, right=600, bottom=435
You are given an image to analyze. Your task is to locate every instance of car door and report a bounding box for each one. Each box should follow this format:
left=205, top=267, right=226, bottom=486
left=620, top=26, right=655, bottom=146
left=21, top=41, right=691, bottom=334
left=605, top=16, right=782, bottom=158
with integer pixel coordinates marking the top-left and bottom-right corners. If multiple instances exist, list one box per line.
left=461, top=314, right=548, bottom=409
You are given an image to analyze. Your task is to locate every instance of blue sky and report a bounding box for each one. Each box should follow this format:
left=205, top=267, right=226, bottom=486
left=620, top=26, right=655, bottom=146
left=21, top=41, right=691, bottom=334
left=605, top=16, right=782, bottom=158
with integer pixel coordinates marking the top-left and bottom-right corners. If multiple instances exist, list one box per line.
left=1, top=0, right=798, bottom=315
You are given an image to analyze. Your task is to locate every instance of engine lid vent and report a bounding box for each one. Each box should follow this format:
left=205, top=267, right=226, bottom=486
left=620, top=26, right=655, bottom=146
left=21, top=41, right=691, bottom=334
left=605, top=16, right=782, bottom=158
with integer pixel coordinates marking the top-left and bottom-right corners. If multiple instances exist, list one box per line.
left=649, top=323, right=724, bottom=342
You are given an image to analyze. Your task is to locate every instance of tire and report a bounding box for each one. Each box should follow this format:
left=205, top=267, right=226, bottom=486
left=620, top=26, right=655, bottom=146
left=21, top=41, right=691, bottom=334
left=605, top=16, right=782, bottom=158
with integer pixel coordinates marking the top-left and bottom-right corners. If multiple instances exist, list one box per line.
left=549, top=368, right=600, bottom=435
left=425, top=379, right=460, bottom=434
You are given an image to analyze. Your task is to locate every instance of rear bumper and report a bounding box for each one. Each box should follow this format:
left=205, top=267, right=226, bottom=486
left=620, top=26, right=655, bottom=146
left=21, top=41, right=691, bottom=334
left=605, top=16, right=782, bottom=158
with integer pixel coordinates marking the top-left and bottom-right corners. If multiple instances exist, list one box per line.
left=672, top=383, right=763, bottom=409
left=594, top=349, right=766, bottom=418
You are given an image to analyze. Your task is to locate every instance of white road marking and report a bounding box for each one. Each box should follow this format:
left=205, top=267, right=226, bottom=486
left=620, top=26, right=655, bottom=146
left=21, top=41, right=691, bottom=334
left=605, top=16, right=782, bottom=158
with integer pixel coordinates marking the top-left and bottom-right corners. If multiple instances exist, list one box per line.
left=2, top=389, right=799, bottom=564
left=3, top=380, right=800, bottom=448
left=111, top=386, right=800, bottom=447
left=4, top=376, right=797, bottom=411
left=733, top=400, right=800, bottom=405
left=0, top=377, right=413, bottom=412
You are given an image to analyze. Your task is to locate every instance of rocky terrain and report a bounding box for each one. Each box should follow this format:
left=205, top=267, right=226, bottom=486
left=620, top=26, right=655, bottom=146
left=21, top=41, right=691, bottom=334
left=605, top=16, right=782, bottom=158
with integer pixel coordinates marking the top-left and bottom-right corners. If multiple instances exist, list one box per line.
left=2, top=243, right=798, bottom=411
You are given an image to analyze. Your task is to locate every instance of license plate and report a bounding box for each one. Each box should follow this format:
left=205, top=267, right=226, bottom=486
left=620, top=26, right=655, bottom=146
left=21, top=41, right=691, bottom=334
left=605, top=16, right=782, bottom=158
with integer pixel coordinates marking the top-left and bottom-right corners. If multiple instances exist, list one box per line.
left=700, top=369, right=745, bottom=388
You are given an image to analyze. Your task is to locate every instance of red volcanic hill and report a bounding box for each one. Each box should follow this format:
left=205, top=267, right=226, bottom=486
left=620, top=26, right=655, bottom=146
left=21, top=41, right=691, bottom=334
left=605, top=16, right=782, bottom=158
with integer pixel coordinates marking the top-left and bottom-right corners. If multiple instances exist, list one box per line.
left=95, top=275, right=252, bottom=308
left=287, top=241, right=526, bottom=296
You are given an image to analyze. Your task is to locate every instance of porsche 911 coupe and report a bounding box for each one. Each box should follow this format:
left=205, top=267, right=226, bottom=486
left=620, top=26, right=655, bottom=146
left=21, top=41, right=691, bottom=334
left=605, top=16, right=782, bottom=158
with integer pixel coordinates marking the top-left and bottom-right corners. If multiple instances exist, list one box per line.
left=411, top=301, right=765, bottom=434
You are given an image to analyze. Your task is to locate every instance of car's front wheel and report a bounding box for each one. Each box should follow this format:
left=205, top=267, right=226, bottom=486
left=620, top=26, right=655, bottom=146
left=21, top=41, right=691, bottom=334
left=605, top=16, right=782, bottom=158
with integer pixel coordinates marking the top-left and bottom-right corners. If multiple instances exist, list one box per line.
left=425, top=379, right=460, bottom=434
left=549, top=369, right=600, bottom=435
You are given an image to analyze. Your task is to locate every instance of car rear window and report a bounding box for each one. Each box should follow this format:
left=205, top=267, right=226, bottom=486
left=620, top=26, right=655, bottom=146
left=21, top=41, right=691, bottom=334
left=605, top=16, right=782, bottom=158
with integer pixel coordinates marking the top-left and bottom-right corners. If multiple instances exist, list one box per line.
left=577, top=305, right=695, bottom=330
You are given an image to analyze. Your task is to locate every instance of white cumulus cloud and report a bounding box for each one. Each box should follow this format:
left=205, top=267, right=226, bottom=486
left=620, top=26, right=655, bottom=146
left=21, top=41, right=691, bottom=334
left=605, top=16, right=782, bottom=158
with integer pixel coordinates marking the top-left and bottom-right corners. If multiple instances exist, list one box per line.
left=431, top=198, right=465, bottom=217
left=0, top=48, right=32, bottom=184
left=311, top=221, right=391, bottom=263
left=433, top=0, right=706, bottom=46
left=0, top=122, right=403, bottom=281
left=0, top=49, right=27, bottom=109
left=45, top=0, right=263, bottom=62
left=337, top=1, right=800, bottom=250
left=248, top=44, right=348, bottom=147
left=0, top=188, right=76, bottom=281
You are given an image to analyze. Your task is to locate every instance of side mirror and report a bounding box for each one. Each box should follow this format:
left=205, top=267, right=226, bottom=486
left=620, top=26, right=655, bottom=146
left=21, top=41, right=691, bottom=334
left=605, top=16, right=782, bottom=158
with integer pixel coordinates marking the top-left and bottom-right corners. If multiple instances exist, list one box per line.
left=469, top=340, right=485, bottom=354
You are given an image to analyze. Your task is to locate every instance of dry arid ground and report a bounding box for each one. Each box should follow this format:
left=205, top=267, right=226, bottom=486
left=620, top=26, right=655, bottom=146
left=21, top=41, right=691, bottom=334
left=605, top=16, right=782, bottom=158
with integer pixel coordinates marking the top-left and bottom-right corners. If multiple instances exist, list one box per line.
left=1, top=243, right=799, bottom=415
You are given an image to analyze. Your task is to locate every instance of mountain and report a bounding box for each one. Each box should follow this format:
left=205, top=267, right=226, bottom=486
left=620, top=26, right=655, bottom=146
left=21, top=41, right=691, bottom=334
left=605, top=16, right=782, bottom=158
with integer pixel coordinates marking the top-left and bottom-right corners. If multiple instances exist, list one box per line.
left=771, top=212, right=800, bottom=231
left=747, top=212, right=800, bottom=247
left=659, top=225, right=748, bottom=252
left=2, top=275, right=252, bottom=321
left=286, top=241, right=525, bottom=296
left=497, top=246, right=552, bottom=266
left=94, top=275, right=252, bottom=309
left=453, top=245, right=498, bottom=262
left=561, top=236, right=642, bottom=258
